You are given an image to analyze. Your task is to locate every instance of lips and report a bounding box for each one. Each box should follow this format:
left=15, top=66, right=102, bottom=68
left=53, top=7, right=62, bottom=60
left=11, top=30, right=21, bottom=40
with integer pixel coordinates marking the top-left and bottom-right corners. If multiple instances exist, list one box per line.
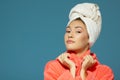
left=66, top=40, right=75, bottom=44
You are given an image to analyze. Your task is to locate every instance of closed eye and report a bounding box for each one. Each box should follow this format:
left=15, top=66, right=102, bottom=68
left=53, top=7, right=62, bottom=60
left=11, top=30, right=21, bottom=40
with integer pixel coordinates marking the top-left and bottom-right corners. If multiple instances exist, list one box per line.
left=66, top=27, right=71, bottom=33
left=76, top=31, right=81, bottom=33
left=66, top=30, right=71, bottom=33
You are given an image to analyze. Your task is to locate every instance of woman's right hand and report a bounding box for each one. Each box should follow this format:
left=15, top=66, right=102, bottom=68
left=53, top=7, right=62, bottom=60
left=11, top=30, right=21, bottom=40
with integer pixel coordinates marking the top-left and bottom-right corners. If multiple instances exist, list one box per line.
left=57, top=52, right=76, bottom=78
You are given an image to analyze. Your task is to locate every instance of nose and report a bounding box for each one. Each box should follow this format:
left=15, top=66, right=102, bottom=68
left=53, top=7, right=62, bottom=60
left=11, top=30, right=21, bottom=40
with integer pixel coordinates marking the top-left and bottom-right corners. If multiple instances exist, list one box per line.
left=68, top=32, right=73, bottom=38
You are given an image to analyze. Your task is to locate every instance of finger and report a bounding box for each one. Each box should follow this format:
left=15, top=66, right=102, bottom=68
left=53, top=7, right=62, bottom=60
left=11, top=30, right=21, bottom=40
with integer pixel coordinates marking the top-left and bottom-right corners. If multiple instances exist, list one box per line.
left=87, top=55, right=97, bottom=66
left=88, top=55, right=94, bottom=63
left=57, top=53, right=64, bottom=62
left=83, top=55, right=93, bottom=67
left=64, top=53, right=71, bottom=57
left=85, top=55, right=93, bottom=62
left=84, top=55, right=90, bottom=60
left=85, top=55, right=90, bottom=62
left=57, top=55, right=62, bottom=62
left=93, top=59, right=97, bottom=64
left=88, top=55, right=96, bottom=64
left=83, top=55, right=87, bottom=62
left=58, top=53, right=70, bottom=62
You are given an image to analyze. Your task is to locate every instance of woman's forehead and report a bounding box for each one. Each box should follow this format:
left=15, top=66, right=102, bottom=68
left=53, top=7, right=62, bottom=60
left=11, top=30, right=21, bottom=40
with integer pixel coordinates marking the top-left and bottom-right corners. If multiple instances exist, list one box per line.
left=67, top=20, right=86, bottom=29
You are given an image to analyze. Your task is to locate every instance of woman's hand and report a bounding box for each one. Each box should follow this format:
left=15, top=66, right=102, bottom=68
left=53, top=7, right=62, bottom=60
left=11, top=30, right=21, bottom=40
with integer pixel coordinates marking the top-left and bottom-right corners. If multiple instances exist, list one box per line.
left=57, top=52, right=76, bottom=78
left=80, top=55, right=96, bottom=80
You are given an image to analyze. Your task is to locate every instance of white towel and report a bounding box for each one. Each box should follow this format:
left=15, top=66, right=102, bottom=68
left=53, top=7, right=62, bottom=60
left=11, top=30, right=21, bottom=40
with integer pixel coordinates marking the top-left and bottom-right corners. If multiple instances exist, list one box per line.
left=67, top=3, right=102, bottom=47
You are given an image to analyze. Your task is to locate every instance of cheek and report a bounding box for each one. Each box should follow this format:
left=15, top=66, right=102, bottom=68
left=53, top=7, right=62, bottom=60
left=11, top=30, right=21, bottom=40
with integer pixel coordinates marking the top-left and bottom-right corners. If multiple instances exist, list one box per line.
left=76, top=34, right=89, bottom=44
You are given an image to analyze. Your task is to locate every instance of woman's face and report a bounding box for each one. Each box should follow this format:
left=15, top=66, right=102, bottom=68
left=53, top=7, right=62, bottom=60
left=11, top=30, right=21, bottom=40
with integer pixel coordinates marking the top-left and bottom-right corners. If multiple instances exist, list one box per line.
left=64, top=19, right=89, bottom=52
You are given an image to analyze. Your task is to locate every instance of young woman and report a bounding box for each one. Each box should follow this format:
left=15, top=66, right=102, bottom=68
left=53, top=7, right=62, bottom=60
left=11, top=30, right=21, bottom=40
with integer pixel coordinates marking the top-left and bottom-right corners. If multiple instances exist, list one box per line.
left=44, top=3, right=114, bottom=80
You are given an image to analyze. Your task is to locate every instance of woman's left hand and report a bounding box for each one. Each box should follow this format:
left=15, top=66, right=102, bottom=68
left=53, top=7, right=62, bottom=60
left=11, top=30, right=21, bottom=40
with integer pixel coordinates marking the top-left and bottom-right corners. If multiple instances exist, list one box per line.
left=82, top=55, right=96, bottom=70
left=80, top=55, right=96, bottom=80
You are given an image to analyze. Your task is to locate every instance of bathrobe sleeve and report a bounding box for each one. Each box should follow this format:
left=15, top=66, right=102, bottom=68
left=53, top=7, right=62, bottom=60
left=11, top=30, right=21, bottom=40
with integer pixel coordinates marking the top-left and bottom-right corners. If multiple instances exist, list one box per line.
left=44, top=60, right=75, bottom=80
left=85, top=65, right=114, bottom=80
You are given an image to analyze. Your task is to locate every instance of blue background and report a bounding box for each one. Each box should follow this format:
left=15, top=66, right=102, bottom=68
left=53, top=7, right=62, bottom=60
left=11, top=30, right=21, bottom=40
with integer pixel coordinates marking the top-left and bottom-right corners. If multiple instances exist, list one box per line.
left=0, top=0, right=120, bottom=80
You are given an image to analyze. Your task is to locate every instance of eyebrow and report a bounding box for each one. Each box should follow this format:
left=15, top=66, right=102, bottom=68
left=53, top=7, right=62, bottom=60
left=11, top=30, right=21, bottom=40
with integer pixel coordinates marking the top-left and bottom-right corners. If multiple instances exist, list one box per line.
left=75, top=26, right=83, bottom=29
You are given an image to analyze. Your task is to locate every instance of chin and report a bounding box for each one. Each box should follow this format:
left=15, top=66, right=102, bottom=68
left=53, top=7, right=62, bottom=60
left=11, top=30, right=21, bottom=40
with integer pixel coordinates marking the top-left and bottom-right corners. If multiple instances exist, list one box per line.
left=66, top=47, right=77, bottom=51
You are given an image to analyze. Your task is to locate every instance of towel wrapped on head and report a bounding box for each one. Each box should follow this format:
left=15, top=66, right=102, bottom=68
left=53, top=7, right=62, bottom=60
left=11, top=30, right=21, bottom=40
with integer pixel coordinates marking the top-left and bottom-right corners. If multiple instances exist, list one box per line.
left=67, top=3, right=102, bottom=47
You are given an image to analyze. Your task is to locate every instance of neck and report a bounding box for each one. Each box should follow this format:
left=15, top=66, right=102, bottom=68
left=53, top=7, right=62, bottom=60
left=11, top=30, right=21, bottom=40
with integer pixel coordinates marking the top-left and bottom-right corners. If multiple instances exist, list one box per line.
left=67, top=47, right=89, bottom=57
left=76, top=48, right=89, bottom=57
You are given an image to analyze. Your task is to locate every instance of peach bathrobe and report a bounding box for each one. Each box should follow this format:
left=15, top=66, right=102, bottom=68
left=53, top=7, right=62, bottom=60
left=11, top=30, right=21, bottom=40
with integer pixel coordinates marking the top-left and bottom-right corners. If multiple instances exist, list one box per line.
left=44, top=50, right=114, bottom=80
